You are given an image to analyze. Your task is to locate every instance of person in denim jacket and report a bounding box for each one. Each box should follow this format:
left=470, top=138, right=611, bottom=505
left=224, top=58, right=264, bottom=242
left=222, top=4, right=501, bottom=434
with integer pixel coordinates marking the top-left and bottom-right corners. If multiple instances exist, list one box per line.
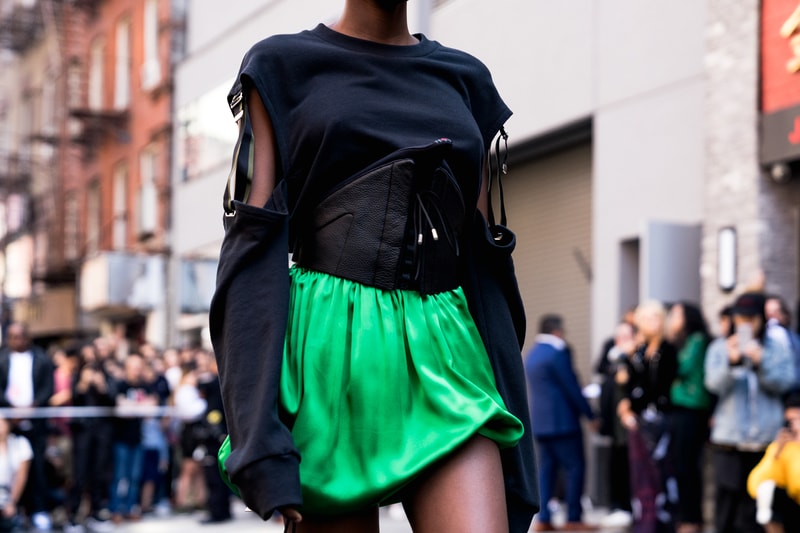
left=705, top=292, right=796, bottom=533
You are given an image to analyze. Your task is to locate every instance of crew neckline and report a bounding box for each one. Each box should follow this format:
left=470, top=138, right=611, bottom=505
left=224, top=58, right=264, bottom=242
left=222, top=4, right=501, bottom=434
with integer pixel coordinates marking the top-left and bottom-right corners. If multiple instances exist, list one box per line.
left=311, top=23, right=437, bottom=57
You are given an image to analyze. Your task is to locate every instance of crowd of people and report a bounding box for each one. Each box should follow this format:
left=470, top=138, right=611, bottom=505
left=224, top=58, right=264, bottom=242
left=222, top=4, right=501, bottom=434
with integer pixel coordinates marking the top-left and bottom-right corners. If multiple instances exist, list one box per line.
left=3, top=287, right=800, bottom=533
left=526, top=287, right=800, bottom=533
left=0, top=322, right=232, bottom=532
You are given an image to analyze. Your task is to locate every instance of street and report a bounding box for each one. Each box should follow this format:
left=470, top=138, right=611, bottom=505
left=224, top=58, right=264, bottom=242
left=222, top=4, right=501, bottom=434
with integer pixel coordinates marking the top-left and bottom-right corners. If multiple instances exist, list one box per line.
left=112, top=500, right=634, bottom=533
left=117, top=501, right=413, bottom=533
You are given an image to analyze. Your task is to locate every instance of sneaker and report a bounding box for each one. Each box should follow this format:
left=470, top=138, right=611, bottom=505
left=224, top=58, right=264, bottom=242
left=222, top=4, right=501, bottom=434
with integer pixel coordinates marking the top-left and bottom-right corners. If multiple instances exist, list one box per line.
left=756, top=480, right=776, bottom=525
left=601, top=509, right=633, bottom=528
left=85, top=516, right=115, bottom=533
left=561, top=522, right=598, bottom=531
left=63, top=522, right=86, bottom=533
left=31, top=512, right=52, bottom=531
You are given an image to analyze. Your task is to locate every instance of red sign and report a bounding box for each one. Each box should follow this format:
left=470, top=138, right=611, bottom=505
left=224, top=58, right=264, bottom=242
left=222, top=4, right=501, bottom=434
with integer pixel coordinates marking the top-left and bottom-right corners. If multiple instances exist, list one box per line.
left=761, top=0, right=800, bottom=113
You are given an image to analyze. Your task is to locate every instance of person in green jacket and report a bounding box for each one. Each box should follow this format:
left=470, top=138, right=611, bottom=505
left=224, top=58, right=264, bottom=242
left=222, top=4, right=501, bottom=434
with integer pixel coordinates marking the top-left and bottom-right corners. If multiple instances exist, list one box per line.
left=666, top=302, right=712, bottom=533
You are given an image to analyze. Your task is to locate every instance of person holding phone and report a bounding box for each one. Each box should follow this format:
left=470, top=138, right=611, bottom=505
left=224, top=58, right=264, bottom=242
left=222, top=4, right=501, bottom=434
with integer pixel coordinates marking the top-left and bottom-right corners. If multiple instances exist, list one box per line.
left=705, top=292, right=797, bottom=533
left=747, top=391, right=800, bottom=533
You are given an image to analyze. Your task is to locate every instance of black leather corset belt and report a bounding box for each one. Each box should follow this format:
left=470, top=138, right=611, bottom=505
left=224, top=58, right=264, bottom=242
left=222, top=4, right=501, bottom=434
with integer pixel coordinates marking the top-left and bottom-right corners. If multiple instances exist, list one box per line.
left=293, top=139, right=467, bottom=295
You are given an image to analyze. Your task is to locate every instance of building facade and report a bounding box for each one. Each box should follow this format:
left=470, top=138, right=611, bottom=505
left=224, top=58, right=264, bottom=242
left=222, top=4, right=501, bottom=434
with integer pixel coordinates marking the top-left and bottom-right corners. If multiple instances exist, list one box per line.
left=0, top=0, right=184, bottom=348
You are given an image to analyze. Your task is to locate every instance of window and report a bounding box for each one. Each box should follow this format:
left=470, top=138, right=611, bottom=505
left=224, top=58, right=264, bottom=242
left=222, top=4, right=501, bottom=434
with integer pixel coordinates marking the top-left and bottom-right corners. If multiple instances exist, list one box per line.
left=64, top=191, right=79, bottom=261
left=141, top=0, right=161, bottom=89
left=86, top=181, right=100, bottom=255
left=176, top=82, right=238, bottom=181
left=88, top=37, right=105, bottom=110
left=112, top=163, right=128, bottom=249
left=114, top=17, right=131, bottom=109
left=67, top=61, right=82, bottom=108
left=18, top=95, right=31, bottom=163
left=139, top=146, right=158, bottom=237
left=39, top=77, right=55, bottom=160
left=41, top=77, right=55, bottom=137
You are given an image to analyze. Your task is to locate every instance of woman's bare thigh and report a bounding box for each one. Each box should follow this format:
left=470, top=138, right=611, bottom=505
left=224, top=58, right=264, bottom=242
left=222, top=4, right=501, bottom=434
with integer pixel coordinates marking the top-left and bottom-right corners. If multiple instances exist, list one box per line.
left=402, top=435, right=508, bottom=533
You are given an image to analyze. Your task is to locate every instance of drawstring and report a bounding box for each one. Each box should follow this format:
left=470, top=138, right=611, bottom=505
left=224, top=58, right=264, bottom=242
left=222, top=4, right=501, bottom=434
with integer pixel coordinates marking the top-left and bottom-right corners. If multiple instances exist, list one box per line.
left=284, top=519, right=297, bottom=533
left=415, top=193, right=440, bottom=244
left=409, top=184, right=460, bottom=284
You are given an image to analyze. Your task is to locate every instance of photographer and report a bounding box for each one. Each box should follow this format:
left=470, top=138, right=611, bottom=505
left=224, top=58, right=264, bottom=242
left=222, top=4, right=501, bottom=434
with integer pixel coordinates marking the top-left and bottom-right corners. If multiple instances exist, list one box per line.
left=705, top=292, right=796, bottom=533
left=747, top=391, right=800, bottom=533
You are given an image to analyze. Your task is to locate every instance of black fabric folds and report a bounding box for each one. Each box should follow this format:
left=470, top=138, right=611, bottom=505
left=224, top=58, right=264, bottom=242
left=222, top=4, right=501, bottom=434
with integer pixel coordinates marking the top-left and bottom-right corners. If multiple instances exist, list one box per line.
left=209, top=182, right=302, bottom=520
left=461, top=213, right=540, bottom=532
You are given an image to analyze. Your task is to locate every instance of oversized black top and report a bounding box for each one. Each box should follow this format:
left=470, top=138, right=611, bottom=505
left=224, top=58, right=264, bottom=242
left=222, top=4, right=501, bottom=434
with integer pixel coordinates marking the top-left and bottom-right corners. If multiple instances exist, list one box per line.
left=229, top=24, right=511, bottom=226
left=212, top=24, right=538, bottom=530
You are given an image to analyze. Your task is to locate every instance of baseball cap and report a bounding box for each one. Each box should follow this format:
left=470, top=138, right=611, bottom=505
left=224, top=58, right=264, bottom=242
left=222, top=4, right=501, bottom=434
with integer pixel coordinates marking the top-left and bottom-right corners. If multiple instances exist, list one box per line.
left=732, top=292, right=766, bottom=317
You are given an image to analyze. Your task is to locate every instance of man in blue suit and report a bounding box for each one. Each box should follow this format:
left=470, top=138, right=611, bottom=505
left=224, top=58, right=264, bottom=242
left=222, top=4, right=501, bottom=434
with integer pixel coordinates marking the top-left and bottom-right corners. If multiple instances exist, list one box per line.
left=526, top=315, right=596, bottom=532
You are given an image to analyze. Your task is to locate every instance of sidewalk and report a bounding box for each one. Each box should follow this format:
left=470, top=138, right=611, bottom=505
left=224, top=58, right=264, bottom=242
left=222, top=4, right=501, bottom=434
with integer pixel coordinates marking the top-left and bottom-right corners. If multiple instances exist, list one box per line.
left=117, top=501, right=414, bottom=533
left=114, top=501, right=635, bottom=533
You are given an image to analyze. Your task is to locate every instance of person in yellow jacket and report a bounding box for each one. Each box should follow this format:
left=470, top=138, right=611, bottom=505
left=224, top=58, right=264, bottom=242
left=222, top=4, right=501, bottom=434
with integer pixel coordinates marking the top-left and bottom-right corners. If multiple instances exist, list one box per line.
left=747, top=391, right=800, bottom=533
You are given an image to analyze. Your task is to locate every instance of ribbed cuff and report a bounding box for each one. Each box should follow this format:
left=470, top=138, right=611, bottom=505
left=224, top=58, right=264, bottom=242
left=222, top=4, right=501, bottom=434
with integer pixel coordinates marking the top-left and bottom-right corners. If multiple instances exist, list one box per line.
left=231, top=453, right=302, bottom=520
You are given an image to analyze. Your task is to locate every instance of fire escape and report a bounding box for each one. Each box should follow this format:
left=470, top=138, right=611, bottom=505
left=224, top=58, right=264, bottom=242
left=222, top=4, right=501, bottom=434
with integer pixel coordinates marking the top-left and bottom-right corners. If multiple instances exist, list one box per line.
left=65, top=0, right=129, bottom=158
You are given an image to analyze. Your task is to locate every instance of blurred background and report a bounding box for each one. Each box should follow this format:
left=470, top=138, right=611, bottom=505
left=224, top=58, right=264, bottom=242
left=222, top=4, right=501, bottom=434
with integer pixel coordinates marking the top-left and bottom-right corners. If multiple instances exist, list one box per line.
left=0, top=0, right=799, bottom=530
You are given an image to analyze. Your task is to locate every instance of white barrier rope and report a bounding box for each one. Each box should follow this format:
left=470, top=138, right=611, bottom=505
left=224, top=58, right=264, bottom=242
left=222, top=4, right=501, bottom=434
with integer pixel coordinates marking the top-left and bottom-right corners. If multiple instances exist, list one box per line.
left=0, top=405, right=181, bottom=419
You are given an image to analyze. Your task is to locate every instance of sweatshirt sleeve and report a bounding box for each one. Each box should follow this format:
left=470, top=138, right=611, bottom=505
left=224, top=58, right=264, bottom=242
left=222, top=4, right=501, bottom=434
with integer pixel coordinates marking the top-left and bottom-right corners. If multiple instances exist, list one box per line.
left=210, top=55, right=302, bottom=518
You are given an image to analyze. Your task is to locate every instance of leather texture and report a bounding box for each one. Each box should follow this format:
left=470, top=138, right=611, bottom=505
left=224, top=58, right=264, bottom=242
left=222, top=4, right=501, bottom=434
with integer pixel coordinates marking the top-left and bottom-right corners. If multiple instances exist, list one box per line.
left=294, top=140, right=466, bottom=294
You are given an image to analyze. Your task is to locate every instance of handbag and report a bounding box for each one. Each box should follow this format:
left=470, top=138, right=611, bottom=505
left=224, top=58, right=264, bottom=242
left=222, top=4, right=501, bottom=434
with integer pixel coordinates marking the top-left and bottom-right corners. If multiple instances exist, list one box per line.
left=460, top=128, right=539, bottom=531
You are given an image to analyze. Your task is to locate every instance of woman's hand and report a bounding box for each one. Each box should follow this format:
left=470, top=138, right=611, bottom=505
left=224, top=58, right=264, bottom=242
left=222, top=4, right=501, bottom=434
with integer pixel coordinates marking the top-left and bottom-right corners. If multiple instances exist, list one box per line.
left=744, top=342, right=763, bottom=366
left=2, top=502, right=15, bottom=518
left=617, top=399, right=637, bottom=430
left=726, top=335, right=742, bottom=365
left=280, top=507, right=303, bottom=524
left=620, top=412, right=637, bottom=430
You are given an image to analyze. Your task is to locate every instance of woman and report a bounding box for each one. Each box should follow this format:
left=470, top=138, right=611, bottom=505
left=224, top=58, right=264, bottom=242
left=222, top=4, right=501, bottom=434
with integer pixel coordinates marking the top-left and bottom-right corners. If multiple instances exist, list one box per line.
left=747, top=391, right=800, bottom=533
left=617, top=301, right=678, bottom=533
left=705, top=292, right=795, bottom=533
left=173, top=363, right=207, bottom=513
left=209, top=1, right=535, bottom=532
left=0, top=416, right=31, bottom=533
left=666, top=303, right=712, bottom=533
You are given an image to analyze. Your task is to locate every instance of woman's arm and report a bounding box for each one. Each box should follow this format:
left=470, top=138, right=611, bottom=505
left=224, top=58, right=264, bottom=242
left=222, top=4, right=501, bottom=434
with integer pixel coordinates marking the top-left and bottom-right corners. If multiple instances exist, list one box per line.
left=758, top=339, right=797, bottom=394
left=704, top=338, right=735, bottom=396
left=478, top=163, right=489, bottom=220
left=4, top=458, right=30, bottom=518
left=245, top=87, right=277, bottom=208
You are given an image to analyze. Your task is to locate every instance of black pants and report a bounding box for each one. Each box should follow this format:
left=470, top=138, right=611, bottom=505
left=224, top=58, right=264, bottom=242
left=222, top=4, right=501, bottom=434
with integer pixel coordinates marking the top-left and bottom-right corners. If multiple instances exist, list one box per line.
left=670, top=407, right=708, bottom=525
left=67, top=421, right=114, bottom=518
left=713, top=447, right=764, bottom=533
left=772, top=487, right=800, bottom=529
left=15, top=420, right=48, bottom=515
left=609, top=444, right=631, bottom=512
left=202, top=452, right=231, bottom=521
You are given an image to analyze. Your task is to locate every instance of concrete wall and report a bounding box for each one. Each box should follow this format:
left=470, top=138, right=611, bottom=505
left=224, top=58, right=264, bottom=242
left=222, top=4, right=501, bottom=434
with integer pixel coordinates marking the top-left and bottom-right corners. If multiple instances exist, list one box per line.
left=431, top=0, right=707, bottom=351
left=701, top=0, right=762, bottom=329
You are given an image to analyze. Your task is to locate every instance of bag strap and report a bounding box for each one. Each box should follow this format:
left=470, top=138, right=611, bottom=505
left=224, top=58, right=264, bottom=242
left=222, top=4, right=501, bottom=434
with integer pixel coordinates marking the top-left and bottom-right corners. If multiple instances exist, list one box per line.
left=486, top=126, right=509, bottom=230
left=223, top=90, right=251, bottom=214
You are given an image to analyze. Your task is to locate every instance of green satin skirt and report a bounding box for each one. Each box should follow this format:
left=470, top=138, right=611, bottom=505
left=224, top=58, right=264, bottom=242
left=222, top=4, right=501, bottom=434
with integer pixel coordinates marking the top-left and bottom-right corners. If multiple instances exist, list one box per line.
left=220, top=266, right=523, bottom=516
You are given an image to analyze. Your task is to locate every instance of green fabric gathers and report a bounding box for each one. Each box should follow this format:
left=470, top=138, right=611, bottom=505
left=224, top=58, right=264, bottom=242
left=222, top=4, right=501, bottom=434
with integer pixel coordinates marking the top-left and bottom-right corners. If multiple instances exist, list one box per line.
left=219, top=266, right=523, bottom=516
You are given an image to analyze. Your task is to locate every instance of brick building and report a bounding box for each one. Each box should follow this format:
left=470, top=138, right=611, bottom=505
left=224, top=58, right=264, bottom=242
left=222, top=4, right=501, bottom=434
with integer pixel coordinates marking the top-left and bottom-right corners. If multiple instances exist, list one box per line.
left=0, top=0, right=184, bottom=347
